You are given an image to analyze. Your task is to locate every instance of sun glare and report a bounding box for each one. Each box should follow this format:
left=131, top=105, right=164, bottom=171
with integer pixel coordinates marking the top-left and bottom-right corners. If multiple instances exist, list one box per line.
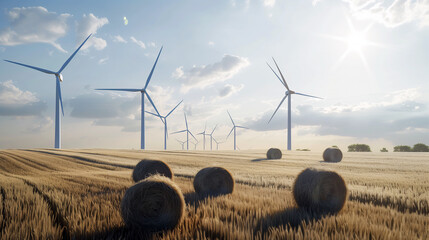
left=323, top=18, right=382, bottom=72
left=347, top=31, right=367, bottom=52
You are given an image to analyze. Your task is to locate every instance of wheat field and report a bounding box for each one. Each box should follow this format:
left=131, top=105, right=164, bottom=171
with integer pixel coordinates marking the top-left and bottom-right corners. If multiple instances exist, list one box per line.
left=0, top=149, right=428, bottom=239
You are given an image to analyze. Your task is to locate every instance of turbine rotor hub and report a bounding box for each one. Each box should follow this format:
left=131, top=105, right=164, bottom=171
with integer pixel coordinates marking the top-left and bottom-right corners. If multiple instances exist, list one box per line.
left=56, top=73, right=64, bottom=82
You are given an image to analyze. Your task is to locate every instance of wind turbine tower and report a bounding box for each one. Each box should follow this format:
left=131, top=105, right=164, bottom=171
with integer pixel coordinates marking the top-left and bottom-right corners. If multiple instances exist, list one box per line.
left=171, top=112, right=196, bottom=150
left=176, top=139, right=186, bottom=150
left=226, top=111, right=248, bottom=150
left=146, top=100, right=183, bottom=150
left=267, top=58, right=322, bottom=150
left=197, top=124, right=208, bottom=150
left=4, top=34, right=92, bottom=149
left=208, top=125, right=217, bottom=150
left=95, top=47, right=164, bottom=149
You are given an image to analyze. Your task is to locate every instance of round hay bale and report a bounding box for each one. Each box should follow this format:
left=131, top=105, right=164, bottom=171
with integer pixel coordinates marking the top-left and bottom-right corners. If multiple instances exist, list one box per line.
left=132, top=159, right=173, bottom=182
left=323, top=147, right=343, bottom=163
left=193, top=167, right=234, bottom=197
left=266, top=148, right=282, bottom=159
left=293, top=168, right=347, bottom=214
left=121, top=175, right=185, bottom=231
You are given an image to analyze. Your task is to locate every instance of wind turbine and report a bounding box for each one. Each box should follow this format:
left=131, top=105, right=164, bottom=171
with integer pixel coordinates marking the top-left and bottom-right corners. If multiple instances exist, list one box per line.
left=227, top=111, right=248, bottom=150
left=176, top=139, right=186, bottom=150
left=95, top=47, right=164, bottom=149
left=212, top=137, right=225, bottom=150
left=145, top=100, right=183, bottom=150
left=171, top=113, right=197, bottom=150
left=4, top=34, right=92, bottom=149
left=208, top=124, right=218, bottom=151
left=190, top=139, right=199, bottom=150
left=197, top=123, right=208, bottom=150
left=267, top=58, right=322, bottom=151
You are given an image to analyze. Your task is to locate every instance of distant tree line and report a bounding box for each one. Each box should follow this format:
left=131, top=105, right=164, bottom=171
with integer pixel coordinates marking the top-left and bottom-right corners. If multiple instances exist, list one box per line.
left=393, top=143, right=429, bottom=152
left=345, top=143, right=429, bottom=152
left=348, top=144, right=371, bottom=152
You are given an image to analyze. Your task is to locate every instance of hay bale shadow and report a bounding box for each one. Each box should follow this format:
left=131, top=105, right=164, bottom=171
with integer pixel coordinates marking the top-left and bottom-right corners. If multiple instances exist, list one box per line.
left=255, top=207, right=328, bottom=235
left=183, top=191, right=210, bottom=210
left=251, top=158, right=269, bottom=162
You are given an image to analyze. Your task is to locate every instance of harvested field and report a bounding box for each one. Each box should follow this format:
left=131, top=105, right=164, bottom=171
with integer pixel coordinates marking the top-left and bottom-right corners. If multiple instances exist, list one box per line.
left=0, top=149, right=428, bottom=239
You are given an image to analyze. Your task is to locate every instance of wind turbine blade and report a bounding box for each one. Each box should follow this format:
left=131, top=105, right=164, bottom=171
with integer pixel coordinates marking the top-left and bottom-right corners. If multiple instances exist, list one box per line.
left=4, top=60, right=56, bottom=74
left=171, top=130, right=186, bottom=134
left=144, top=46, right=163, bottom=90
left=95, top=88, right=141, bottom=92
left=58, top=34, right=92, bottom=73
left=268, top=94, right=287, bottom=124
left=184, top=113, right=188, bottom=129
left=144, top=92, right=162, bottom=118
left=267, top=62, right=286, bottom=88
left=189, top=131, right=197, bottom=141
left=56, top=76, right=64, bottom=116
left=144, top=111, right=162, bottom=118
left=294, top=92, right=323, bottom=99
left=226, top=127, right=234, bottom=139
left=272, top=58, right=290, bottom=91
left=211, top=124, right=218, bottom=135
left=166, top=100, right=183, bottom=118
left=227, top=110, right=235, bottom=126
left=213, top=138, right=218, bottom=144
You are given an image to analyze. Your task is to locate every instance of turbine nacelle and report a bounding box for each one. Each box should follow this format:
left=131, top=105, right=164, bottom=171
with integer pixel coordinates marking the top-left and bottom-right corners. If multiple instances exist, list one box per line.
left=56, top=73, right=64, bottom=82
left=286, top=90, right=295, bottom=95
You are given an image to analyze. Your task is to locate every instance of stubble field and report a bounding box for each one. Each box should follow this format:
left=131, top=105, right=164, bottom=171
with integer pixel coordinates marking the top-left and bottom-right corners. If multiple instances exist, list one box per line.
left=0, top=149, right=428, bottom=239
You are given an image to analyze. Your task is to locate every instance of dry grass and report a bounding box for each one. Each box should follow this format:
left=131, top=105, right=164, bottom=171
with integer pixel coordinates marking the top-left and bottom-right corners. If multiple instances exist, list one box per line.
left=0, top=149, right=428, bottom=239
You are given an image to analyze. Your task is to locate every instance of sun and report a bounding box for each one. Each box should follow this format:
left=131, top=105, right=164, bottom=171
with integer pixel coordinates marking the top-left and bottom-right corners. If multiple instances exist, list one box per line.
left=322, top=18, right=382, bottom=72
left=347, top=30, right=368, bottom=53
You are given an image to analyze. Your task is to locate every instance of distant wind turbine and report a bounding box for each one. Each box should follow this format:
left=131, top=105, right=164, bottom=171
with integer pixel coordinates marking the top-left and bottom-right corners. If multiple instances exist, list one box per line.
left=212, top=137, right=225, bottom=150
left=197, top=123, right=208, bottom=150
left=176, top=139, right=186, bottom=150
left=190, top=139, right=199, bottom=150
left=145, top=100, right=183, bottom=150
left=226, top=111, right=248, bottom=150
left=267, top=58, right=322, bottom=151
left=4, top=34, right=92, bottom=149
left=95, top=47, right=164, bottom=149
left=208, top=124, right=218, bottom=151
left=171, top=113, right=197, bottom=150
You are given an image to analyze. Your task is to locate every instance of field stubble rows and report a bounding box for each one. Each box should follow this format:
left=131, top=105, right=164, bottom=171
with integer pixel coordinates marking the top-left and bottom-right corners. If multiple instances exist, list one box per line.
left=0, top=149, right=428, bottom=239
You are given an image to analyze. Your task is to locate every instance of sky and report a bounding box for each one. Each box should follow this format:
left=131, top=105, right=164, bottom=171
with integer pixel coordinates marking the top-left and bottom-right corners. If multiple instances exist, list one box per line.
left=0, top=0, right=428, bottom=151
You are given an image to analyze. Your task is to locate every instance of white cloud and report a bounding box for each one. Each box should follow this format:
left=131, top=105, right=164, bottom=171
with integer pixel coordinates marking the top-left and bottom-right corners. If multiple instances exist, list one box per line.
left=172, top=67, right=184, bottom=79
left=76, top=13, right=109, bottom=50
left=0, top=80, right=46, bottom=116
left=264, top=0, right=276, bottom=7
left=130, top=36, right=146, bottom=49
left=0, top=7, right=70, bottom=52
left=315, top=0, right=429, bottom=28
left=148, top=42, right=156, bottom=47
left=208, top=41, right=215, bottom=46
left=218, top=84, right=244, bottom=98
left=0, top=80, right=38, bottom=104
left=312, top=0, right=322, bottom=6
left=113, top=35, right=127, bottom=43
left=174, top=54, right=250, bottom=92
left=27, top=116, right=53, bottom=133
left=98, top=57, right=109, bottom=64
